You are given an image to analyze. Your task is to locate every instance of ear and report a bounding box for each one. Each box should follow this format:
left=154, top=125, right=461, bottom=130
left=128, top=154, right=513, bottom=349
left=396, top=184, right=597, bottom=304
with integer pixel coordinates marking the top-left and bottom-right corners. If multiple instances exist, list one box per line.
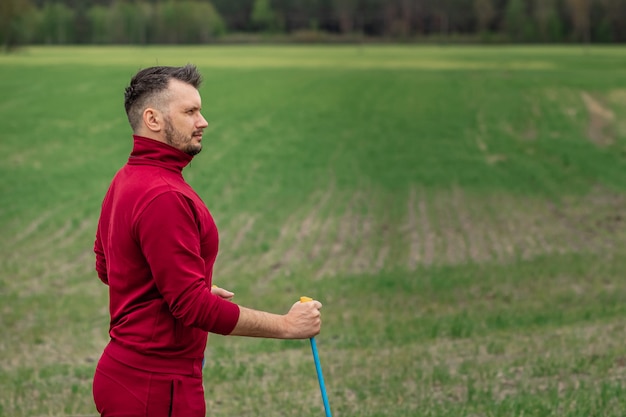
left=143, top=107, right=162, bottom=133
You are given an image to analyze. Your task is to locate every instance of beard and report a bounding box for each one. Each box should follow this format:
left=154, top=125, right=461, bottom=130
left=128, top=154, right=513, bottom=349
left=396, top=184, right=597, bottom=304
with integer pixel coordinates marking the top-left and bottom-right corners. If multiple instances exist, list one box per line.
left=164, top=117, right=202, bottom=156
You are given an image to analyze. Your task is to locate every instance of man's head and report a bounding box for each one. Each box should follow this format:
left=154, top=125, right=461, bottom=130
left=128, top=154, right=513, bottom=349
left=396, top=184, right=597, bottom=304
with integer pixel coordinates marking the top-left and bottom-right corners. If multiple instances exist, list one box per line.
left=124, top=64, right=208, bottom=156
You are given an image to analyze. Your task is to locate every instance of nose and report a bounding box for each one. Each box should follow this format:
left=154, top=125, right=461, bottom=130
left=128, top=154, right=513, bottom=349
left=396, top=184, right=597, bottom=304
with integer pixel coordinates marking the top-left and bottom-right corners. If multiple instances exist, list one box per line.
left=198, top=113, right=209, bottom=129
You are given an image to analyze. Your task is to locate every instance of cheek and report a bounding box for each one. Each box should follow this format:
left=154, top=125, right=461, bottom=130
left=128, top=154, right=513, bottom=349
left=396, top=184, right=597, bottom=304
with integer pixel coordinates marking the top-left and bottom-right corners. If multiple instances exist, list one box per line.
left=175, top=117, right=193, bottom=132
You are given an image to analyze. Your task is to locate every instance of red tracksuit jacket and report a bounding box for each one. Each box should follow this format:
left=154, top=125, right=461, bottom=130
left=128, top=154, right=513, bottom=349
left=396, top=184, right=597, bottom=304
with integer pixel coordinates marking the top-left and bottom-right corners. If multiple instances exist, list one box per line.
left=94, top=135, right=240, bottom=365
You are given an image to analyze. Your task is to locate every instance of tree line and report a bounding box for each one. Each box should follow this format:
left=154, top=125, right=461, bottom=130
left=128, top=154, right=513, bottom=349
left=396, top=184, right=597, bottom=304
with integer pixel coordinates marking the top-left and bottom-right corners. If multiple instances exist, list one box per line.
left=2, top=0, right=625, bottom=48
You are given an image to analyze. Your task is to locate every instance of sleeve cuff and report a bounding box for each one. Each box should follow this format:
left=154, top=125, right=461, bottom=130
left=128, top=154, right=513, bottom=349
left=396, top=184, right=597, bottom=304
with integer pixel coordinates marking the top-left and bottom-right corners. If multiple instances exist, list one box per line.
left=211, top=300, right=241, bottom=335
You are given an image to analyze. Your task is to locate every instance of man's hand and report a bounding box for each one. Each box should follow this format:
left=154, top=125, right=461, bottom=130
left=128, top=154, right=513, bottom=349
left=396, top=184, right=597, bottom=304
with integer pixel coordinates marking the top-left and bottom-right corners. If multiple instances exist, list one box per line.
left=211, top=285, right=234, bottom=301
left=228, top=299, right=323, bottom=339
left=282, top=299, right=323, bottom=339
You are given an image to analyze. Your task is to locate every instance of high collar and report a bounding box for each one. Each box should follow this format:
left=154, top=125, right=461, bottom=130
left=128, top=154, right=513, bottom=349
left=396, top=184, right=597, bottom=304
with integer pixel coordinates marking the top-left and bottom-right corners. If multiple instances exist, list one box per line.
left=127, top=135, right=193, bottom=173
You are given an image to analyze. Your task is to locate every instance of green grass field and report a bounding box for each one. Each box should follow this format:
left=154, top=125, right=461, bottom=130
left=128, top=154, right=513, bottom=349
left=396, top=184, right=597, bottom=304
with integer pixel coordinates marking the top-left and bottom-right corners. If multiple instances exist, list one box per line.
left=1, top=45, right=626, bottom=416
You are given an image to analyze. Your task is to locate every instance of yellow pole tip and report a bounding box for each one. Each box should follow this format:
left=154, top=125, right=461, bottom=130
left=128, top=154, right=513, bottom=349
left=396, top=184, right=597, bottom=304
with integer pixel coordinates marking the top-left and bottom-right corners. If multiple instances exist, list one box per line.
left=300, top=296, right=313, bottom=303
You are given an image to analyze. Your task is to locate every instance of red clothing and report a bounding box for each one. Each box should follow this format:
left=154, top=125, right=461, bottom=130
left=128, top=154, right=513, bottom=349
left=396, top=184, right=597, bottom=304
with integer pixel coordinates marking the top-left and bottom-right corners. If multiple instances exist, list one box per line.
left=94, top=135, right=240, bottom=365
left=93, top=347, right=205, bottom=416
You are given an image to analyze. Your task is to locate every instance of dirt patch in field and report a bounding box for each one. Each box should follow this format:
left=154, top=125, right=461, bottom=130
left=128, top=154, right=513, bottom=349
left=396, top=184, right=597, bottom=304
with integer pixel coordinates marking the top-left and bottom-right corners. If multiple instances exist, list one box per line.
left=17, top=184, right=604, bottom=288
left=213, top=185, right=626, bottom=281
left=581, top=91, right=615, bottom=146
left=549, top=186, right=625, bottom=247
left=316, top=191, right=366, bottom=278
left=229, top=214, right=256, bottom=250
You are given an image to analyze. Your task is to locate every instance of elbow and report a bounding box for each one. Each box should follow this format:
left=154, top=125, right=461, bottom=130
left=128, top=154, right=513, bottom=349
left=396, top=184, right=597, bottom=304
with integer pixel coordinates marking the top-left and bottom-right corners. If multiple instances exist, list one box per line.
left=169, top=291, right=241, bottom=335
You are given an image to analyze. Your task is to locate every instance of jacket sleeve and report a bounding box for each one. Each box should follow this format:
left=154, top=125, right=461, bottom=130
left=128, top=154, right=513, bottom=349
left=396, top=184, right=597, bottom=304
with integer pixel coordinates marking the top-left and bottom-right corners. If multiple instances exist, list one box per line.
left=135, top=191, right=240, bottom=335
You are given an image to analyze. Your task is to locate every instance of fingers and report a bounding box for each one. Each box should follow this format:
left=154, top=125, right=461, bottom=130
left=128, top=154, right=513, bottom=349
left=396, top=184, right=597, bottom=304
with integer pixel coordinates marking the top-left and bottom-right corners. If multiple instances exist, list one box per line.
left=211, top=285, right=234, bottom=300
left=296, top=299, right=323, bottom=310
left=286, top=298, right=323, bottom=338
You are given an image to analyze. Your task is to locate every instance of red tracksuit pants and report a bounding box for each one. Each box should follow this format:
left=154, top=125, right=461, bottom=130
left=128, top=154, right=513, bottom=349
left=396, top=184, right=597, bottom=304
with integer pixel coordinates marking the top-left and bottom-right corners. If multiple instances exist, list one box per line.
left=93, top=343, right=206, bottom=417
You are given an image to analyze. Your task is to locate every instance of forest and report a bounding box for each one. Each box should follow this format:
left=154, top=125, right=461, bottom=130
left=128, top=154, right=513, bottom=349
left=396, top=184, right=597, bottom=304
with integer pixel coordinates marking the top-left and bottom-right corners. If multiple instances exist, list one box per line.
left=1, top=0, right=625, bottom=47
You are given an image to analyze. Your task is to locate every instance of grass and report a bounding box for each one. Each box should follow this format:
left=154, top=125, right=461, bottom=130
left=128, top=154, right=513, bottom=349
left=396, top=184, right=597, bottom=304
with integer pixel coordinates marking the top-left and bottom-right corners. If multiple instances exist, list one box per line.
left=1, top=45, right=626, bottom=416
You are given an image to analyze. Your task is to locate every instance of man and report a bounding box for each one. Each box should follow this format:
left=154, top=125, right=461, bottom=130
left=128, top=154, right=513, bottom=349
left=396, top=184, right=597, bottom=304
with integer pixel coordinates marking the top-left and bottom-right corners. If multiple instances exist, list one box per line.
left=93, top=65, right=322, bottom=417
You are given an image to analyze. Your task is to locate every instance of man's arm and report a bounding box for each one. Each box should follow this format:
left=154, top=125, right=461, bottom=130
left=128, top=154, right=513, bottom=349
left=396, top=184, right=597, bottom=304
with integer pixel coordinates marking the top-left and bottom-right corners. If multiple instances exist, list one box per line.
left=228, top=299, right=323, bottom=339
left=138, top=192, right=240, bottom=334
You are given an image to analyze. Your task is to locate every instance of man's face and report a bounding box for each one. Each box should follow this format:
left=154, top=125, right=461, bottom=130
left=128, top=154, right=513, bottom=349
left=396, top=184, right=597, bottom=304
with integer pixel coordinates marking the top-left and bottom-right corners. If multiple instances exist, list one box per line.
left=162, top=79, right=209, bottom=156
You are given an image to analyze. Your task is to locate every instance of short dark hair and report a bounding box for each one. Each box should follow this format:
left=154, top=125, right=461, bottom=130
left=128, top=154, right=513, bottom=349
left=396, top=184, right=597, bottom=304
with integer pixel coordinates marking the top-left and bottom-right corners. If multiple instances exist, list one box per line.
left=124, top=64, right=203, bottom=131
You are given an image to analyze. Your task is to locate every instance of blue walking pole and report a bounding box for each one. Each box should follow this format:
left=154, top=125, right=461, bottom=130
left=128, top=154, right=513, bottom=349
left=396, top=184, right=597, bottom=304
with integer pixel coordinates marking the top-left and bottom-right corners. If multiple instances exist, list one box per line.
left=301, top=296, right=332, bottom=417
